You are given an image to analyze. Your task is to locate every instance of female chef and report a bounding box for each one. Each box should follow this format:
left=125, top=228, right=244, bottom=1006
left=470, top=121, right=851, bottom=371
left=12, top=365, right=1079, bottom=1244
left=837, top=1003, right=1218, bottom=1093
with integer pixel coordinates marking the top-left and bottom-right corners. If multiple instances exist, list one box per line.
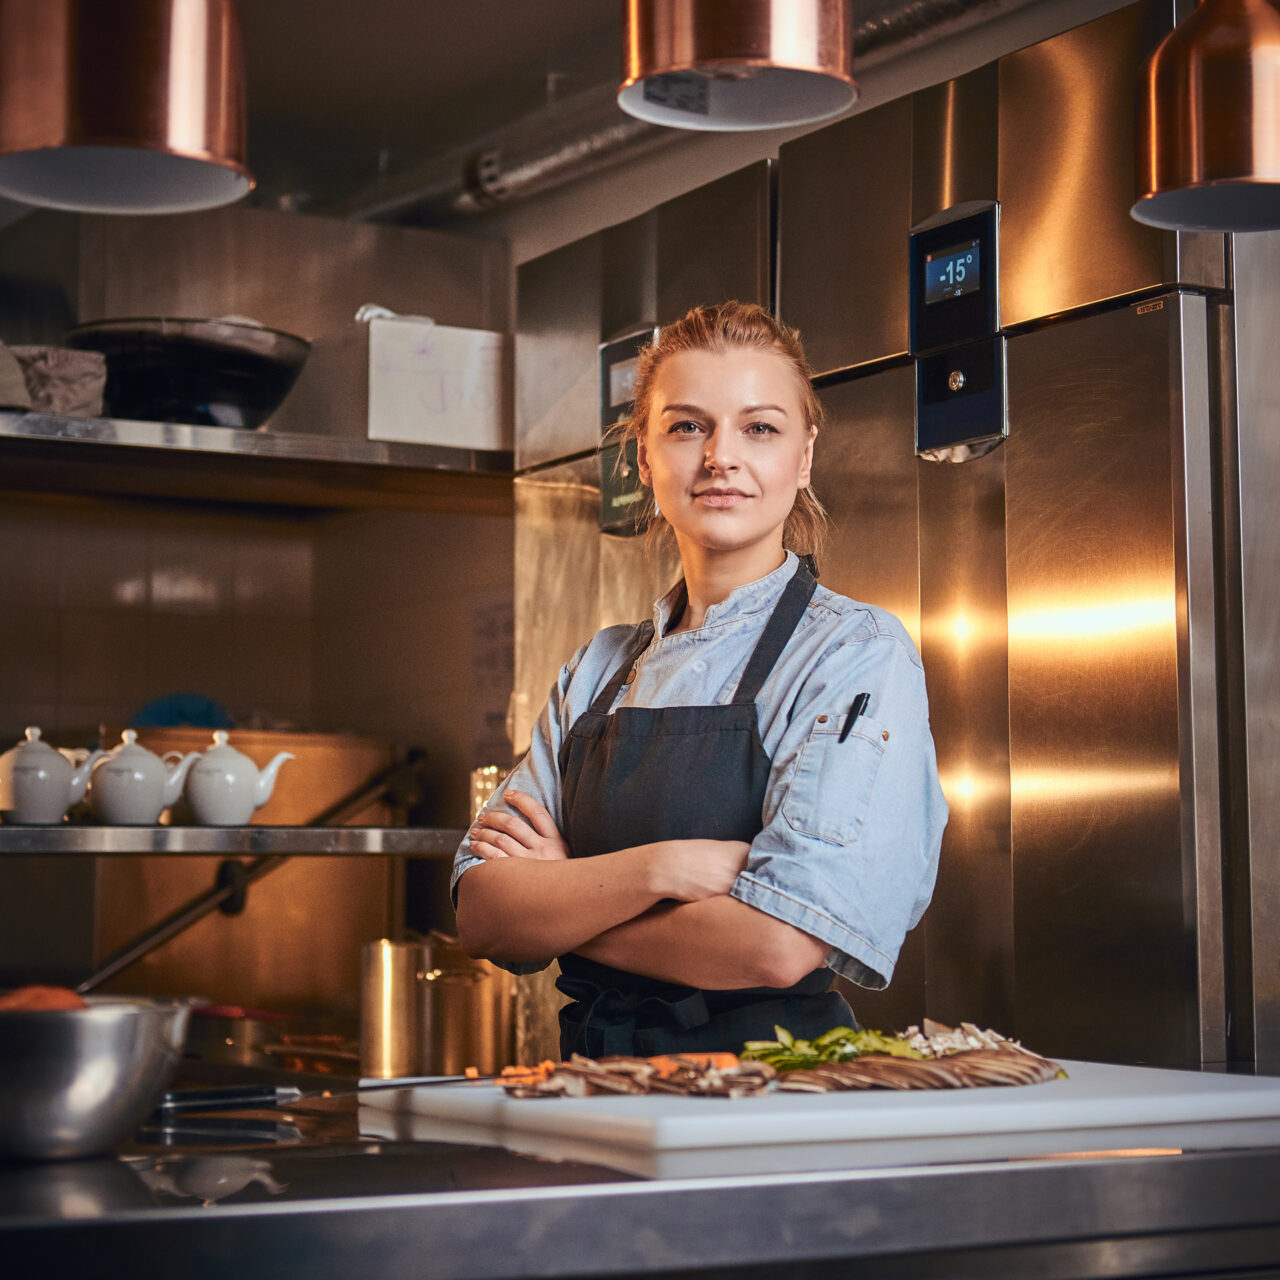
left=452, top=301, right=947, bottom=1058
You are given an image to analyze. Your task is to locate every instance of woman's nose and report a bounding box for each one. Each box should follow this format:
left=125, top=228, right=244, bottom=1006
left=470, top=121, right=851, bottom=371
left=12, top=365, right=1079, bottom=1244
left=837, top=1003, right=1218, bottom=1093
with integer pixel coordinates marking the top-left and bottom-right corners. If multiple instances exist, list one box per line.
left=704, top=427, right=740, bottom=472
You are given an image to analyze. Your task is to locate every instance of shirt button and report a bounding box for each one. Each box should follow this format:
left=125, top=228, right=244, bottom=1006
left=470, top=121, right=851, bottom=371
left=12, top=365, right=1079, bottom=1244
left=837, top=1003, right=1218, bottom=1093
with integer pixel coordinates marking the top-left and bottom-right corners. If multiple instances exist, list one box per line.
left=623, top=668, right=637, bottom=686
left=692, top=658, right=707, bottom=673
left=816, top=715, right=828, bottom=723
left=882, top=730, right=890, bottom=740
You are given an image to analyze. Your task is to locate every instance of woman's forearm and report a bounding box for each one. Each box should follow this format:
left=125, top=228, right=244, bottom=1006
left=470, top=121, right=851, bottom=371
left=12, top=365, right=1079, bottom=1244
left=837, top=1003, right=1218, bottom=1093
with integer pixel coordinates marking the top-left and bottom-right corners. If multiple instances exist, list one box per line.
left=575, top=896, right=829, bottom=990
left=456, top=838, right=749, bottom=967
left=454, top=846, right=668, bottom=966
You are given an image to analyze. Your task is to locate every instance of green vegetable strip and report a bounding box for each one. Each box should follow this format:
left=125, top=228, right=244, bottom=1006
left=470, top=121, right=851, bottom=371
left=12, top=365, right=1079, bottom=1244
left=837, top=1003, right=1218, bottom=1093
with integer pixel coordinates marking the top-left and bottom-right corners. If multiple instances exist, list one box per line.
left=740, top=1025, right=927, bottom=1071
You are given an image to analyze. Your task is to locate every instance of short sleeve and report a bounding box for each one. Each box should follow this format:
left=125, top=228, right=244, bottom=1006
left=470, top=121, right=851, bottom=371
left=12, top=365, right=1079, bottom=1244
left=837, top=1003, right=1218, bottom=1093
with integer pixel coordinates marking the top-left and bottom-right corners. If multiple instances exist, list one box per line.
left=448, top=644, right=588, bottom=976
left=730, top=632, right=948, bottom=989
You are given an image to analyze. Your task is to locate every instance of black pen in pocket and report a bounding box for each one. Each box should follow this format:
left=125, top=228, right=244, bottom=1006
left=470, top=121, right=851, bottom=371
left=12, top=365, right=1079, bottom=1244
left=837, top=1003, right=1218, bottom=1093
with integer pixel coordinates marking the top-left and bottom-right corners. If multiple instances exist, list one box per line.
left=838, top=692, right=871, bottom=743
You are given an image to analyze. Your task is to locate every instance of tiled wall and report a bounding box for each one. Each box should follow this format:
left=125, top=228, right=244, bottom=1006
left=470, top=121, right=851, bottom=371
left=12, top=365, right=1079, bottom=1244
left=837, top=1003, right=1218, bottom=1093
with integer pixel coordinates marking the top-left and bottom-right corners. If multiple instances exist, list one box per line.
left=0, top=494, right=316, bottom=742
left=0, top=493, right=515, bottom=826
left=312, top=508, right=515, bottom=827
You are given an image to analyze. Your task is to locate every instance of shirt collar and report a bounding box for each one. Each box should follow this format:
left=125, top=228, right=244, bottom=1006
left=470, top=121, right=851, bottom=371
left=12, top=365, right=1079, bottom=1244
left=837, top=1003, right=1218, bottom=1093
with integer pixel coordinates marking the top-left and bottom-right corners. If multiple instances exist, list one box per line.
left=652, top=551, right=799, bottom=634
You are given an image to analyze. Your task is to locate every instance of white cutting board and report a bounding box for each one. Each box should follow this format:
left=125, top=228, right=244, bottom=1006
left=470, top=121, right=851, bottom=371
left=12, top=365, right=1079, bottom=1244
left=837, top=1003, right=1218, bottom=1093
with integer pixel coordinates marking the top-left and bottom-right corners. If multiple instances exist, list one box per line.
left=360, top=1060, right=1280, bottom=1179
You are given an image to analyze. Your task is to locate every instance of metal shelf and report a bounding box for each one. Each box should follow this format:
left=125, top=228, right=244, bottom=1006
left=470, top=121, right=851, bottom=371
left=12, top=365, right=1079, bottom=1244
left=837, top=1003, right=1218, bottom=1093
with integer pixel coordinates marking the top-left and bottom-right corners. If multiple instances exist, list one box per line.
left=0, top=411, right=514, bottom=513
left=0, top=825, right=465, bottom=856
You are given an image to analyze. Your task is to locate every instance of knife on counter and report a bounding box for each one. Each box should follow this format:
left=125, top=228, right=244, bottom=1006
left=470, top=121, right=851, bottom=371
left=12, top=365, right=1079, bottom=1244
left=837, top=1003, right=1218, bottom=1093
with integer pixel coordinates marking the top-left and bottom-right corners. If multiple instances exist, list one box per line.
left=159, top=1077, right=496, bottom=1111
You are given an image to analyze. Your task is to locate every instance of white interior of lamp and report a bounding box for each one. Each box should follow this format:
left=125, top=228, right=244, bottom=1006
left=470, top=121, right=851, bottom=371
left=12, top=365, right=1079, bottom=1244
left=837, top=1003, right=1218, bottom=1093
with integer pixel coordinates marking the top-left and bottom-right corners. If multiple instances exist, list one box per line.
left=1131, top=181, right=1280, bottom=232
left=0, top=145, right=252, bottom=215
left=619, top=66, right=856, bottom=131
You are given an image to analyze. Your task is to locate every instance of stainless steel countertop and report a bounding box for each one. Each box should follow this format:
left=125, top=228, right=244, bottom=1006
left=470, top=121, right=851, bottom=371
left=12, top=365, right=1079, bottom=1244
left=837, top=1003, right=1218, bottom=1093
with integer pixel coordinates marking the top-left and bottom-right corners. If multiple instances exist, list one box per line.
left=0, top=825, right=465, bottom=856
left=5, top=1136, right=1280, bottom=1279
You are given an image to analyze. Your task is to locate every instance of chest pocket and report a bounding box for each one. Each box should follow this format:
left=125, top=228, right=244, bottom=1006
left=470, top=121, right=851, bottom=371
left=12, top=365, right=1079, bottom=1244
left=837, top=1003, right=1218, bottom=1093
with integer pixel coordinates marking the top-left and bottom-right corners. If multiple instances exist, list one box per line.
left=780, top=713, right=888, bottom=846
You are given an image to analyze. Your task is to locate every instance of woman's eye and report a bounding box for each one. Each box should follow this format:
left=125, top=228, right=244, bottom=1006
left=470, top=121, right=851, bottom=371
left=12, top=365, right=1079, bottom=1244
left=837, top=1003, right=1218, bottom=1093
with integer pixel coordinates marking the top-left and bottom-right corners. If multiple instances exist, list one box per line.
left=668, top=420, right=703, bottom=435
left=746, top=421, right=780, bottom=435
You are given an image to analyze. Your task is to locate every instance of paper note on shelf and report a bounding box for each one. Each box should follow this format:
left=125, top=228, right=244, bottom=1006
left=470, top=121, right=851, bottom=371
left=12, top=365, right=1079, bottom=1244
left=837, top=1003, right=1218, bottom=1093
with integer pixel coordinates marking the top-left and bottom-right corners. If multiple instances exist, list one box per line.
left=366, top=312, right=508, bottom=450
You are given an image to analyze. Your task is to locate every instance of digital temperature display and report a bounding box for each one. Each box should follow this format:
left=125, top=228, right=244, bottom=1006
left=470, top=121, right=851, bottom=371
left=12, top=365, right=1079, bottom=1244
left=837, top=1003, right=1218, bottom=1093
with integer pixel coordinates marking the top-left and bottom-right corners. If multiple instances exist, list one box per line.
left=924, top=240, right=982, bottom=305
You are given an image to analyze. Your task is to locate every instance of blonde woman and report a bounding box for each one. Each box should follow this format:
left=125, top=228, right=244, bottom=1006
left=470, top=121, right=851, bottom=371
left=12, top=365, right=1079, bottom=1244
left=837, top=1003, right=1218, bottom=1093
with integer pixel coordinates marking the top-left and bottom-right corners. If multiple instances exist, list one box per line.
left=453, top=301, right=947, bottom=1058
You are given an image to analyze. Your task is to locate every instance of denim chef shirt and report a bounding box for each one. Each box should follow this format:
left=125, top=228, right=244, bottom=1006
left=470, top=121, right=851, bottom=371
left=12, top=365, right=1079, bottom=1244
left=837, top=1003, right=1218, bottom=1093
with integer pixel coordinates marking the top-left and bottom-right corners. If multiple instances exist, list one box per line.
left=451, top=552, right=949, bottom=990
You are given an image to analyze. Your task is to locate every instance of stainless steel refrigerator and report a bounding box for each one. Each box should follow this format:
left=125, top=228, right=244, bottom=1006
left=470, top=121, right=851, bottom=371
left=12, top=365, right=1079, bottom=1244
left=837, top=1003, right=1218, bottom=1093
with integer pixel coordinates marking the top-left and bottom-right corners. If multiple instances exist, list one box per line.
left=510, top=0, right=1280, bottom=1072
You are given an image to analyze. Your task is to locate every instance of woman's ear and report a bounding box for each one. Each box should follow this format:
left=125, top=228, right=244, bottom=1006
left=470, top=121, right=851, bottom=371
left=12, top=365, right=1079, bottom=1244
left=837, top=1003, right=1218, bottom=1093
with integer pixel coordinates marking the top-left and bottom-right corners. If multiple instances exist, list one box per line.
left=636, top=431, right=652, bottom=485
left=797, top=426, right=816, bottom=489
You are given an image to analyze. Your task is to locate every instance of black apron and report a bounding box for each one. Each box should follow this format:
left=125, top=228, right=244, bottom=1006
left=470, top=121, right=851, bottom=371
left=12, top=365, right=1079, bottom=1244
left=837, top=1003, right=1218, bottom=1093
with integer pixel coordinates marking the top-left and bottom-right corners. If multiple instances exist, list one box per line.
left=555, top=559, right=855, bottom=1058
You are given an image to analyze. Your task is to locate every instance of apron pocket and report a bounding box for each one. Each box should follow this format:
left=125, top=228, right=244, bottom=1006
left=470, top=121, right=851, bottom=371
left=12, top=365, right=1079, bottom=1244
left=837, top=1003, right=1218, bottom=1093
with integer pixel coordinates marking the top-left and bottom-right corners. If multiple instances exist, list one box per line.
left=781, top=714, right=886, bottom=845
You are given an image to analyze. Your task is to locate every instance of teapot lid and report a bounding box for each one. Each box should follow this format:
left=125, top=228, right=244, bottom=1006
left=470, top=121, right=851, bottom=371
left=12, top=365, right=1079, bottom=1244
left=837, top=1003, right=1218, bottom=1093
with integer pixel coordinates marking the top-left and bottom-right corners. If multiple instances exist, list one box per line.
left=201, top=730, right=246, bottom=760
left=13, top=726, right=58, bottom=755
left=109, top=728, right=155, bottom=758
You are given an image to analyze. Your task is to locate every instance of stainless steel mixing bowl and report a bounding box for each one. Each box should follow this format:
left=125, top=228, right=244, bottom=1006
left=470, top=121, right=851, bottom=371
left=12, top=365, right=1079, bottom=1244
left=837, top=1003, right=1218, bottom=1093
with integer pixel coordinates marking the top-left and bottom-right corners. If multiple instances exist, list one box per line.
left=0, top=996, right=191, bottom=1160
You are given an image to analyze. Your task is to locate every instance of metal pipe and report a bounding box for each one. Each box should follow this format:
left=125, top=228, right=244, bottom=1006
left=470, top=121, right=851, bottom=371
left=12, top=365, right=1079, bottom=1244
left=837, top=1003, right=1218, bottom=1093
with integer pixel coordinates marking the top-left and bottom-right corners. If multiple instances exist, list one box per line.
left=75, top=755, right=432, bottom=994
left=77, top=855, right=285, bottom=993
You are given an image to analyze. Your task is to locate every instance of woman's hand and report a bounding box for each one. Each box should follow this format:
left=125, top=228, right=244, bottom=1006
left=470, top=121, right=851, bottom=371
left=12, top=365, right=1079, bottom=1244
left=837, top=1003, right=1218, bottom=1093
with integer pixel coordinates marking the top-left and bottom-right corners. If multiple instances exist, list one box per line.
left=653, top=839, right=751, bottom=902
left=469, top=790, right=570, bottom=862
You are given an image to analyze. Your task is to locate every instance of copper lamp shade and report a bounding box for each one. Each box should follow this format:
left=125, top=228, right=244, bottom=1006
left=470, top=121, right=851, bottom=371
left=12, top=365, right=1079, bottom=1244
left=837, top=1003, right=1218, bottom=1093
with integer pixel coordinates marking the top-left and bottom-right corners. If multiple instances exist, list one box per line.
left=1132, top=0, right=1280, bottom=230
left=619, top=0, right=856, bottom=131
left=0, top=0, right=252, bottom=214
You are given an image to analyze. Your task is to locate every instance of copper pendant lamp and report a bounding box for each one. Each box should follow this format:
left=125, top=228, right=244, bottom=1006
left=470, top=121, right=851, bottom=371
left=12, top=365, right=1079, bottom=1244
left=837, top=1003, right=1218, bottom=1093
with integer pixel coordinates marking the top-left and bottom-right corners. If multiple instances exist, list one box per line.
left=1132, top=0, right=1280, bottom=231
left=0, top=0, right=252, bottom=215
left=618, top=0, right=856, bottom=131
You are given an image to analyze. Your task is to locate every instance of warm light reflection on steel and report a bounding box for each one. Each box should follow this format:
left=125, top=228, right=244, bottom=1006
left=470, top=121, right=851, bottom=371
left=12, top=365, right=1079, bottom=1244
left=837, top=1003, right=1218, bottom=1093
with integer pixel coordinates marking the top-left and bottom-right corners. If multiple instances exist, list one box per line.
left=998, top=25, right=1098, bottom=323
left=920, top=606, right=1004, bottom=653
left=1011, top=766, right=1179, bottom=803
left=937, top=767, right=1007, bottom=809
left=1007, top=593, right=1175, bottom=645
left=1134, top=0, right=1280, bottom=230
left=0, top=0, right=251, bottom=213
left=998, top=6, right=1172, bottom=327
left=923, top=594, right=1174, bottom=654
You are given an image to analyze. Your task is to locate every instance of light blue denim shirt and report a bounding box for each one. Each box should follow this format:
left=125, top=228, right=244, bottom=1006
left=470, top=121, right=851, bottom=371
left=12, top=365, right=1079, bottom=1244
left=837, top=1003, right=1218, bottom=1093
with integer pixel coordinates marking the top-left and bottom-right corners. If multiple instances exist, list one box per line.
left=451, top=552, right=948, bottom=990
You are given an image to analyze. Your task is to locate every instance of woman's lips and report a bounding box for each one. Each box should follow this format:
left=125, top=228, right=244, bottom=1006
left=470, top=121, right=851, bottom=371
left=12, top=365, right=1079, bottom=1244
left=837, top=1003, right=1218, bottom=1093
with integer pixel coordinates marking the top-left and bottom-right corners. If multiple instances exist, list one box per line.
left=694, top=489, right=749, bottom=508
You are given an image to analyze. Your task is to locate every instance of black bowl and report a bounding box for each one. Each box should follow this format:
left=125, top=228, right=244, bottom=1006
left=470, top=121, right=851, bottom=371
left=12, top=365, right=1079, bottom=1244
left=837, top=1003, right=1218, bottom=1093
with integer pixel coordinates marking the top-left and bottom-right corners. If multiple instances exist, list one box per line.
left=66, top=318, right=310, bottom=430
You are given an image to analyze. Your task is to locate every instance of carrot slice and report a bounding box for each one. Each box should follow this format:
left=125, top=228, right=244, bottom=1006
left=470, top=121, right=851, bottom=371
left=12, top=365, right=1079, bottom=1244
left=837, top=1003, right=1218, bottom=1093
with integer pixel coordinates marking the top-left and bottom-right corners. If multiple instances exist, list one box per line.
left=500, top=1059, right=557, bottom=1083
left=647, top=1052, right=740, bottom=1077
left=0, top=985, right=87, bottom=1011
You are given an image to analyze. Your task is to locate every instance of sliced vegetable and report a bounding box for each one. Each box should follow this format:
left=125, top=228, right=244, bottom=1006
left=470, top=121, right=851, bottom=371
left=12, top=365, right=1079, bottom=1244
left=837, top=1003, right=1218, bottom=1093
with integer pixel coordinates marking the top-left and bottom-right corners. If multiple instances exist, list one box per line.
left=741, top=1024, right=926, bottom=1072
left=646, top=1052, right=740, bottom=1077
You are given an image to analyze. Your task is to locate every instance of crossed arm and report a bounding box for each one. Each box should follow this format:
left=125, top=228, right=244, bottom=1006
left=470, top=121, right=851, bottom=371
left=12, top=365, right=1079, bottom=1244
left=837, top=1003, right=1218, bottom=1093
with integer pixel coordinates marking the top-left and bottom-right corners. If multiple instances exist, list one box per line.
left=452, top=790, right=828, bottom=990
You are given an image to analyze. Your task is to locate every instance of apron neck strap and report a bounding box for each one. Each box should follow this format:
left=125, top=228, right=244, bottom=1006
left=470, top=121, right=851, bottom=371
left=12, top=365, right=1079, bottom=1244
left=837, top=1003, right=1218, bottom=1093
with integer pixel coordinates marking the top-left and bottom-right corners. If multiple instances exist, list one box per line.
left=731, top=559, right=817, bottom=706
left=588, top=560, right=815, bottom=716
left=587, top=620, right=656, bottom=716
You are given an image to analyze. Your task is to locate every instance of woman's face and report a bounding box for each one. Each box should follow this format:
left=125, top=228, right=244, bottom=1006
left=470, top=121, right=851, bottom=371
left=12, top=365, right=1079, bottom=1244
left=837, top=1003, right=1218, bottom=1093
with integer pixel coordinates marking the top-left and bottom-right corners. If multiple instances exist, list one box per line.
left=637, top=346, right=815, bottom=562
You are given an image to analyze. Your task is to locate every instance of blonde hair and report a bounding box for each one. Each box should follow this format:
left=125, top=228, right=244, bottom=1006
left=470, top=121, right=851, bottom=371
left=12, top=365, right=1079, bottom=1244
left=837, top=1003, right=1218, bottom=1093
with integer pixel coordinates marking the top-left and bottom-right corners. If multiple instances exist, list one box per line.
left=615, top=301, right=829, bottom=570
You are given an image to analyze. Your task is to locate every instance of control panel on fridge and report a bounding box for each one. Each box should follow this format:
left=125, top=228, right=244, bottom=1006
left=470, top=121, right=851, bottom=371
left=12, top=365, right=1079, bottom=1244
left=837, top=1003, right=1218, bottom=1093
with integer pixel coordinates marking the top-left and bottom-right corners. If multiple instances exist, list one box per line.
left=909, top=202, right=1006, bottom=461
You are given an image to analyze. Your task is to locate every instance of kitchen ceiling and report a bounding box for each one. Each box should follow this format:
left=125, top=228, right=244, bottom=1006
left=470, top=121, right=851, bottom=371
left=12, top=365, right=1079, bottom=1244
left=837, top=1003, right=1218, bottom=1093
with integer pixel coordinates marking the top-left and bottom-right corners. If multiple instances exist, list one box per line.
left=239, top=0, right=621, bottom=212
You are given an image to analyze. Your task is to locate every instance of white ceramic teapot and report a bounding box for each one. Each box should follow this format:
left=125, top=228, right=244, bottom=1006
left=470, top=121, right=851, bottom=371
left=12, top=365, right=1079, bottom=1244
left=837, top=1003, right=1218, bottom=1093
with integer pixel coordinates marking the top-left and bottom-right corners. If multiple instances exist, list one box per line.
left=89, top=730, right=200, bottom=826
left=0, top=727, right=106, bottom=825
left=185, top=730, right=294, bottom=826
